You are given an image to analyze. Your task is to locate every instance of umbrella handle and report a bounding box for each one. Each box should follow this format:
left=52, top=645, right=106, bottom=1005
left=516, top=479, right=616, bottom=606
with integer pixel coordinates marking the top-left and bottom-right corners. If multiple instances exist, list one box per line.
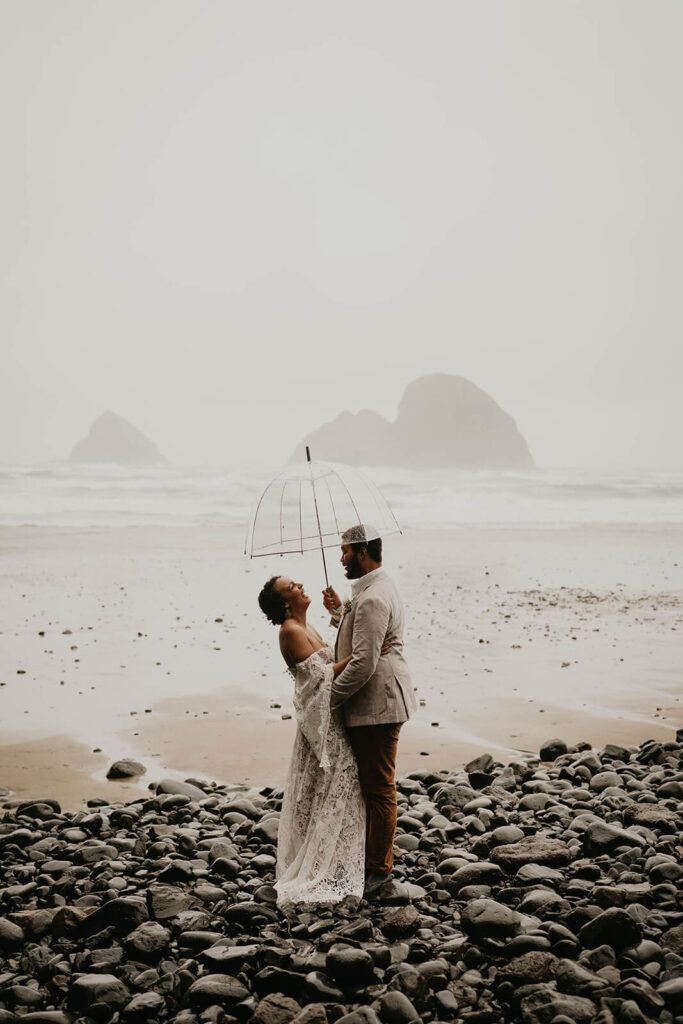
left=306, top=446, right=330, bottom=590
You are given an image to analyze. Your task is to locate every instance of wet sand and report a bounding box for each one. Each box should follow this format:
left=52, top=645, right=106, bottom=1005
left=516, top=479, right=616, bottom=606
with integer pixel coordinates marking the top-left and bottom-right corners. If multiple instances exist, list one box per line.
left=1, top=523, right=681, bottom=807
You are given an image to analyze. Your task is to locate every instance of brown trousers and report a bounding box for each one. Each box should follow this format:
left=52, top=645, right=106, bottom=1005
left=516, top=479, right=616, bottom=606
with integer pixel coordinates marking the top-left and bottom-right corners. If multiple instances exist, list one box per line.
left=347, top=722, right=402, bottom=874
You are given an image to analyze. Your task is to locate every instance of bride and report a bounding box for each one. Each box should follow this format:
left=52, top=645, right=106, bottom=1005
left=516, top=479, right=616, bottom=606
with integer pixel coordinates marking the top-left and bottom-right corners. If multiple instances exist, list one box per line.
left=258, top=574, right=376, bottom=907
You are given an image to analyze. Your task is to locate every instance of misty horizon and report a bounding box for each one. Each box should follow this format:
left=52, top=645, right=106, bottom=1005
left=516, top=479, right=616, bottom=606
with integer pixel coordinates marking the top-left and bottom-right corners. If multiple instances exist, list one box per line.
left=1, top=2, right=681, bottom=472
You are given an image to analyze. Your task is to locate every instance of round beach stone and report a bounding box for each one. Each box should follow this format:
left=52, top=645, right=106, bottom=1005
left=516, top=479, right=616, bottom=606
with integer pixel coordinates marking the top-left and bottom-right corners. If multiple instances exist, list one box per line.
left=252, top=993, right=302, bottom=1024
left=69, top=974, right=131, bottom=1010
left=461, top=898, right=521, bottom=940
left=376, top=990, right=419, bottom=1024
left=590, top=770, right=622, bottom=791
left=657, top=977, right=683, bottom=1008
left=252, top=817, right=280, bottom=842
left=649, top=860, right=683, bottom=884
left=554, top=958, right=611, bottom=997
left=304, top=972, right=344, bottom=1002
left=447, top=861, right=504, bottom=893
left=660, top=923, right=683, bottom=956
left=291, top=1005, right=329, bottom=1024
left=381, top=905, right=420, bottom=940
left=491, top=836, right=571, bottom=870
left=540, top=738, right=567, bottom=761
left=520, top=989, right=596, bottom=1024
left=51, top=905, right=87, bottom=937
left=386, top=965, right=429, bottom=1011
left=124, top=921, right=171, bottom=960
left=147, top=883, right=196, bottom=920
left=394, top=834, right=419, bottom=851
left=200, top=942, right=259, bottom=971
left=106, top=758, right=146, bottom=779
left=436, top=856, right=470, bottom=875
left=79, top=895, right=149, bottom=935
left=518, top=793, right=552, bottom=811
left=578, top=907, right=642, bottom=952
left=657, top=780, right=683, bottom=798
left=515, top=862, right=564, bottom=885
left=156, top=778, right=207, bottom=801
left=0, top=917, right=25, bottom=952
left=624, top=803, right=679, bottom=829
left=583, top=820, right=645, bottom=854
left=187, top=974, right=249, bottom=1008
left=465, top=753, right=494, bottom=774
left=519, top=889, right=570, bottom=915
left=491, top=825, right=525, bottom=846
left=326, top=945, right=375, bottom=985
left=335, top=1011, right=381, bottom=1024
left=122, top=990, right=165, bottom=1018
left=497, top=951, right=558, bottom=984
left=601, top=742, right=631, bottom=761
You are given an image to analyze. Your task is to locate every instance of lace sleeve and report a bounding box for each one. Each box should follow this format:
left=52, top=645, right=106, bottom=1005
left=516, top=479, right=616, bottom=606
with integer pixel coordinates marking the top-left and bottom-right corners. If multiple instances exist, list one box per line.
left=291, top=651, right=335, bottom=770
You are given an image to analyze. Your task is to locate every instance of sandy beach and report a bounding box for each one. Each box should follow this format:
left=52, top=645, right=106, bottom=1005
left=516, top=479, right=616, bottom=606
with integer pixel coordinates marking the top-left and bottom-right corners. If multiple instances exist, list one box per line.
left=1, top=523, right=681, bottom=808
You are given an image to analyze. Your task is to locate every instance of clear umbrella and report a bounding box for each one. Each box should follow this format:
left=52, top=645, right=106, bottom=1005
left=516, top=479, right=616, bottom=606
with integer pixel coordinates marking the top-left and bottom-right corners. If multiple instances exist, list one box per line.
left=244, top=447, right=401, bottom=588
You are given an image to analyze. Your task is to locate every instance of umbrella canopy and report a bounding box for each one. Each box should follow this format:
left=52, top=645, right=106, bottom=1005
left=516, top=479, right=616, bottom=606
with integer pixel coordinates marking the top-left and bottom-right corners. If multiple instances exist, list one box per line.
left=244, top=453, right=401, bottom=584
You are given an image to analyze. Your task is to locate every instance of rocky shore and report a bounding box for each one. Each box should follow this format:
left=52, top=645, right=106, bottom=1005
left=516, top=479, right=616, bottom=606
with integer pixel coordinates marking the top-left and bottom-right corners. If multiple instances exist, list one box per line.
left=1, top=734, right=681, bottom=1024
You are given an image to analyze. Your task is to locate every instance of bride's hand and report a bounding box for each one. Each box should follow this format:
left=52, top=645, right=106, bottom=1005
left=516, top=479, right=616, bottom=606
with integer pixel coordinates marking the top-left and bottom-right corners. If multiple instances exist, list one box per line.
left=380, top=637, right=392, bottom=656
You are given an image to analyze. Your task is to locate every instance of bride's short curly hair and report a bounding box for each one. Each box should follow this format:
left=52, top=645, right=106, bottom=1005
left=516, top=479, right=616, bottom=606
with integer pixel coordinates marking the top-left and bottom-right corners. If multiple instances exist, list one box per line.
left=258, top=576, right=287, bottom=625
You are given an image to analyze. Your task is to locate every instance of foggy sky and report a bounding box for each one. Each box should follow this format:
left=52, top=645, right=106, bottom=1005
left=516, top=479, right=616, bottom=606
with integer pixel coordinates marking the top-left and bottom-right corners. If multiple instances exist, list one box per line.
left=1, top=1, right=681, bottom=470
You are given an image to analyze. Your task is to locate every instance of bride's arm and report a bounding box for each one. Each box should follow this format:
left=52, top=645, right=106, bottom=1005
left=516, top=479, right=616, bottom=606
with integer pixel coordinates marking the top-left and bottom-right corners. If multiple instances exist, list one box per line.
left=332, top=636, right=391, bottom=677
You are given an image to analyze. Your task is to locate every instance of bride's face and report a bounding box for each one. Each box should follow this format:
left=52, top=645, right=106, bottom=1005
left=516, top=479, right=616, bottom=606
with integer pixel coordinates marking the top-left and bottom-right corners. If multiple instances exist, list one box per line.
left=275, top=576, right=310, bottom=616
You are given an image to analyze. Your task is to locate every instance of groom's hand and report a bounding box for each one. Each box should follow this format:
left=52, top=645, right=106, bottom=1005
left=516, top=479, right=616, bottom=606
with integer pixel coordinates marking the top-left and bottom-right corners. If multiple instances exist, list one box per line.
left=322, top=586, right=341, bottom=613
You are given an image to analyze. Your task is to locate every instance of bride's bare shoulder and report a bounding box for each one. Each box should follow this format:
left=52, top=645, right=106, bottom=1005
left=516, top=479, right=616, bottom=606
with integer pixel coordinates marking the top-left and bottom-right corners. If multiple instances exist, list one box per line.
left=279, top=620, right=312, bottom=662
left=279, top=619, right=306, bottom=642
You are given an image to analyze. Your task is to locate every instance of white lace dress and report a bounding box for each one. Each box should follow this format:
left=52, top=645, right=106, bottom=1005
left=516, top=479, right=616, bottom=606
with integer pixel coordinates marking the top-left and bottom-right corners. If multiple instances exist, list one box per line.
left=275, top=645, right=366, bottom=908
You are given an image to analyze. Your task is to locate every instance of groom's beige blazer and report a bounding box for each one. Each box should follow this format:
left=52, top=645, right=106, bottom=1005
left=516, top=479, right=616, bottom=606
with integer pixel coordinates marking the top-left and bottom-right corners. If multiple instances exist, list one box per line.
left=331, top=569, right=417, bottom=727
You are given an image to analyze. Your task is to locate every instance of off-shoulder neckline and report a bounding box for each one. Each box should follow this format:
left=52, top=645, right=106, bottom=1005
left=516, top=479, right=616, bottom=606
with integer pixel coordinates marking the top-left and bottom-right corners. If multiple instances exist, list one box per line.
left=289, top=644, right=331, bottom=670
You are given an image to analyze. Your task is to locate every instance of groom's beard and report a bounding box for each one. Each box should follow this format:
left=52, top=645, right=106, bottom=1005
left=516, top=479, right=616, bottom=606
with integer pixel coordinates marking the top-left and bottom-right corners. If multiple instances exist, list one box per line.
left=344, top=553, right=363, bottom=580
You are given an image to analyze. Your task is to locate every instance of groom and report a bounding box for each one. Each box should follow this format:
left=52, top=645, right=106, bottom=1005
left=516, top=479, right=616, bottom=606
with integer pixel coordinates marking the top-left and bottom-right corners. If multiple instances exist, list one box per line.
left=323, top=524, right=416, bottom=897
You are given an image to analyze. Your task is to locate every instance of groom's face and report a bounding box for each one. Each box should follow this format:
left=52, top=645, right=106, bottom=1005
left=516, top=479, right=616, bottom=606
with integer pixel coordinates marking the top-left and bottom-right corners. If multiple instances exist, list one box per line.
left=340, top=543, right=363, bottom=580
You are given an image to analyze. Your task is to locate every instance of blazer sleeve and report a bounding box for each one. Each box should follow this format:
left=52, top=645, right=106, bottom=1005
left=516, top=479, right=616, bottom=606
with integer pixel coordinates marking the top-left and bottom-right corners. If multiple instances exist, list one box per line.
left=330, top=593, right=390, bottom=708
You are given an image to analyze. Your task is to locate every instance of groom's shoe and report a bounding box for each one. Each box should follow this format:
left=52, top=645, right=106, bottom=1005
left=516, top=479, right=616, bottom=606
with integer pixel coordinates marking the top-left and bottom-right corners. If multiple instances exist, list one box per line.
left=363, top=870, right=391, bottom=899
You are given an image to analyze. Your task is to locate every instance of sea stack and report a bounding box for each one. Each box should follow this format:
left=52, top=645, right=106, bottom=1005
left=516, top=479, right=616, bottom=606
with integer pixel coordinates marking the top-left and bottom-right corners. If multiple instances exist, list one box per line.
left=293, top=374, right=534, bottom=469
left=69, top=411, right=165, bottom=465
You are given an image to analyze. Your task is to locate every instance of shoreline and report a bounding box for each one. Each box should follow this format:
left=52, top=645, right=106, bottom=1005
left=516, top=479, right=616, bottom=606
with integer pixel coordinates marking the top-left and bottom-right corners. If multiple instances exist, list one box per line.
left=1, top=522, right=681, bottom=807
left=0, top=719, right=679, bottom=812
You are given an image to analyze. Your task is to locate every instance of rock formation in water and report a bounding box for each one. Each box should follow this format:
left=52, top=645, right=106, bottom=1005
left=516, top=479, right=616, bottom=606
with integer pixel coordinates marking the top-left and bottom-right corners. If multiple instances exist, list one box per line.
left=69, top=411, right=165, bottom=465
left=293, top=374, right=534, bottom=468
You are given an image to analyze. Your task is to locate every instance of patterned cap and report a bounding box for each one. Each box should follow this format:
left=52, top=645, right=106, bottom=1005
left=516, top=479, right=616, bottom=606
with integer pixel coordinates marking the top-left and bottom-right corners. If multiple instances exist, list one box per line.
left=341, top=523, right=381, bottom=544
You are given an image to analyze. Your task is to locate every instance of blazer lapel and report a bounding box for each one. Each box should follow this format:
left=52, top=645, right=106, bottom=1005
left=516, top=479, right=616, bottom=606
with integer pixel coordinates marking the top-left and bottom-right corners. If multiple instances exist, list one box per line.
left=335, top=606, right=354, bottom=660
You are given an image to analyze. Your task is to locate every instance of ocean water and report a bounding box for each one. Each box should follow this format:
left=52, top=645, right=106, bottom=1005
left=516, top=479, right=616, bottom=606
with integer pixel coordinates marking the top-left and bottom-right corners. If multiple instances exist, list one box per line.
left=1, top=462, right=682, bottom=530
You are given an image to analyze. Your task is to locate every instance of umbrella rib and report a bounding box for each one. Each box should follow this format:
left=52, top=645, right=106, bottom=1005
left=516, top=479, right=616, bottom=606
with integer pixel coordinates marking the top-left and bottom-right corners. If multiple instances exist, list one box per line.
left=323, top=474, right=339, bottom=535
left=368, top=474, right=402, bottom=533
left=245, top=478, right=276, bottom=556
left=279, top=477, right=286, bottom=546
left=299, top=478, right=303, bottom=554
left=336, top=469, right=363, bottom=532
